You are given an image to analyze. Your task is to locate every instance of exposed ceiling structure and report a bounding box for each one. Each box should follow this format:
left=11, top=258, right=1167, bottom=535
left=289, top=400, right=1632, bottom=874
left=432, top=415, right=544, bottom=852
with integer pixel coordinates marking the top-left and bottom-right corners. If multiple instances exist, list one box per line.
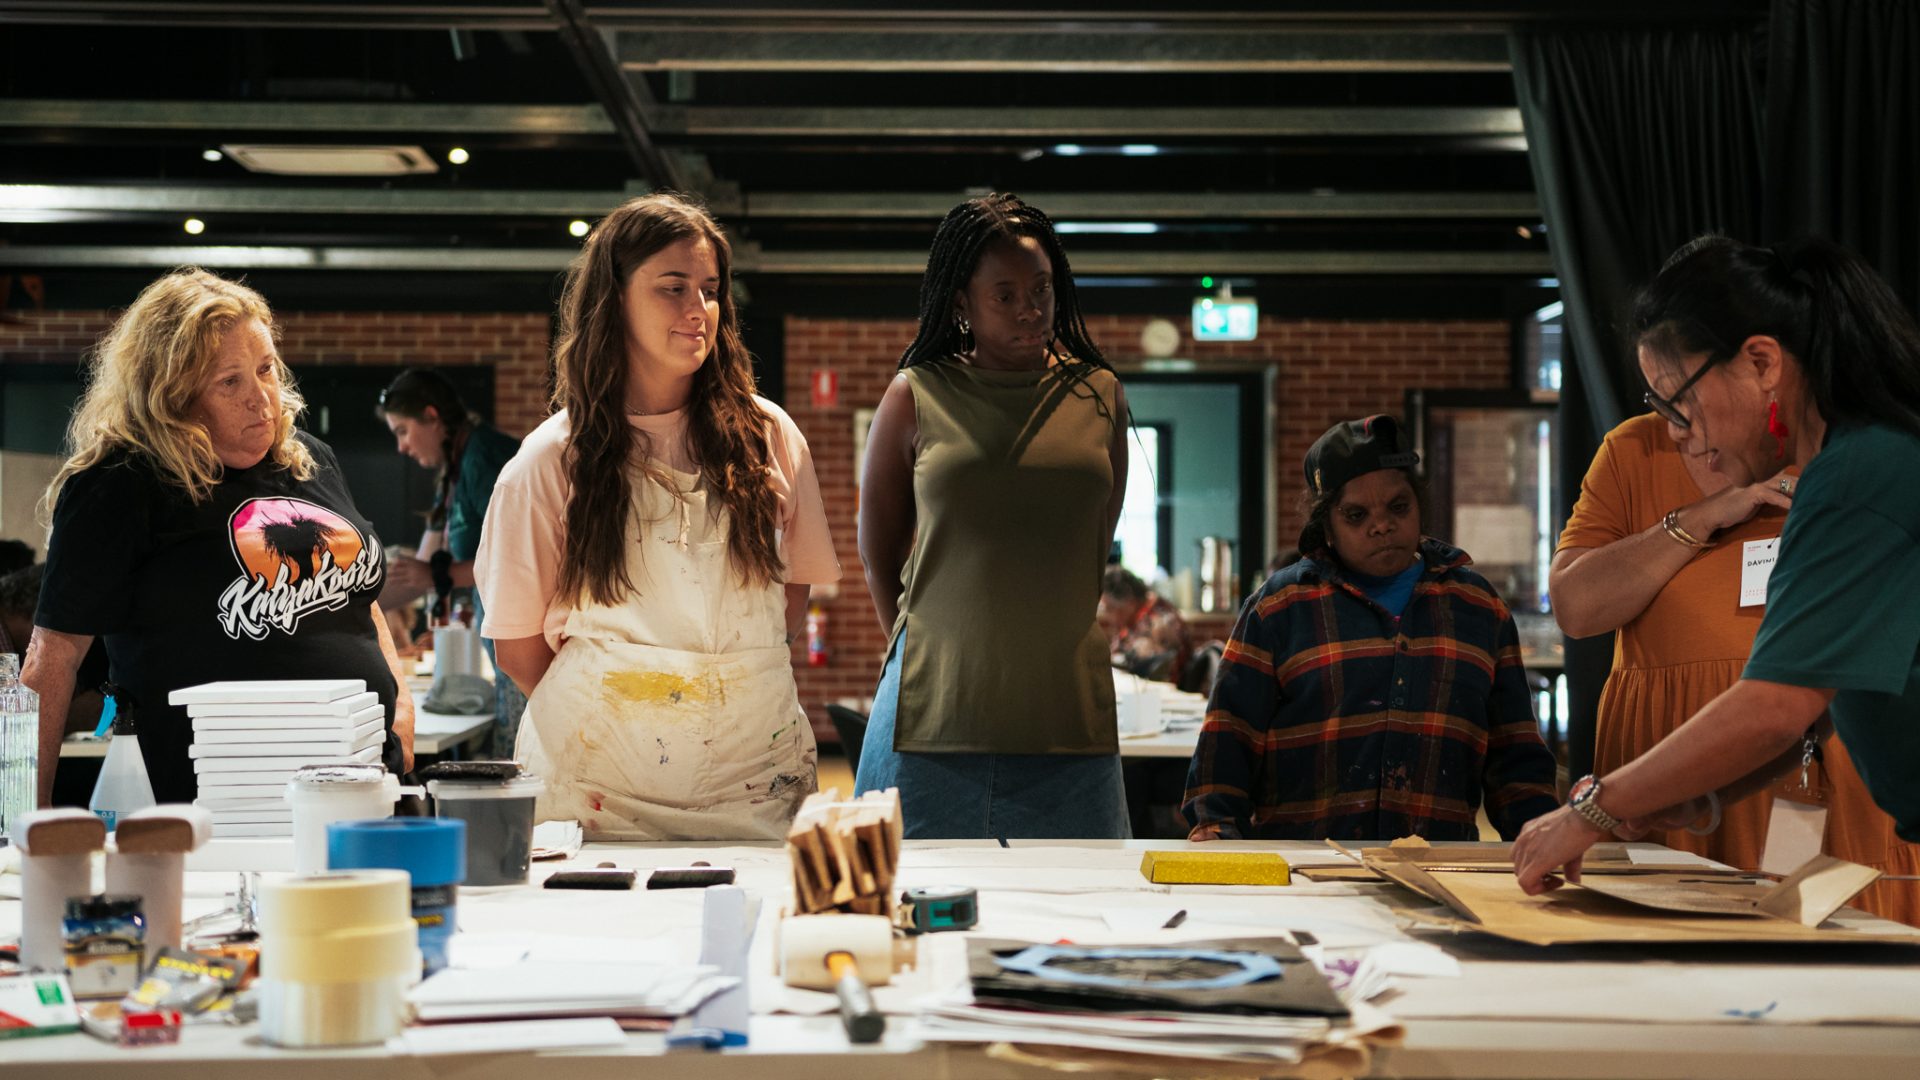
left=0, top=1, right=1766, bottom=311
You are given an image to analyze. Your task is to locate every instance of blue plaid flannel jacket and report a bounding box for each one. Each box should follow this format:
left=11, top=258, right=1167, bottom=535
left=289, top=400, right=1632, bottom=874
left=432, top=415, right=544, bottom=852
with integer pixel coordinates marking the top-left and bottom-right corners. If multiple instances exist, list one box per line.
left=1182, top=538, right=1558, bottom=841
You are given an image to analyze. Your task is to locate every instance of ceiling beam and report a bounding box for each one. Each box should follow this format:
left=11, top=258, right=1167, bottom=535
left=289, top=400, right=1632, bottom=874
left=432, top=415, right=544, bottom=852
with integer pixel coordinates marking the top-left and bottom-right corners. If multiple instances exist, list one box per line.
left=546, top=0, right=683, bottom=189
left=0, top=99, right=1523, bottom=142
left=0, top=244, right=1553, bottom=276
left=652, top=105, right=1525, bottom=139
left=0, top=99, right=613, bottom=135
left=617, top=29, right=1510, bottom=73
left=0, top=185, right=1538, bottom=221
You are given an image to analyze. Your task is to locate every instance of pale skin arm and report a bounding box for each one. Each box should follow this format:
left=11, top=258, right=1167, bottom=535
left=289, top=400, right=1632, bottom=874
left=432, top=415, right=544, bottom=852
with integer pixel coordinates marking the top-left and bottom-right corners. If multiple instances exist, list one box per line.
left=785, top=584, right=810, bottom=644
left=24, top=627, right=88, bottom=808
left=1512, top=677, right=1832, bottom=893
left=859, top=374, right=919, bottom=635
left=1550, top=469, right=1796, bottom=639
left=495, top=635, right=557, bottom=698
left=371, top=600, right=415, bottom=772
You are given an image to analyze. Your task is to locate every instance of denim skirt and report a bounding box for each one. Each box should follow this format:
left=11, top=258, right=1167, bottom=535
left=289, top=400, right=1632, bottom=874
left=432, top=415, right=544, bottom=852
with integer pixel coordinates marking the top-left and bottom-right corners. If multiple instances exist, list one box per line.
left=852, top=630, right=1130, bottom=840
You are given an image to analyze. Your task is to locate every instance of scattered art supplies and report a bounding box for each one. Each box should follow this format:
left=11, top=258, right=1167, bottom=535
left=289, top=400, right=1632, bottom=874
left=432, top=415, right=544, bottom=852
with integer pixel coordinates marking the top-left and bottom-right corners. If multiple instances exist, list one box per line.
left=0, top=974, right=82, bottom=1040
left=1362, top=850, right=1920, bottom=946
left=170, top=680, right=387, bottom=839
left=1141, top=850, right=1292, bottom=886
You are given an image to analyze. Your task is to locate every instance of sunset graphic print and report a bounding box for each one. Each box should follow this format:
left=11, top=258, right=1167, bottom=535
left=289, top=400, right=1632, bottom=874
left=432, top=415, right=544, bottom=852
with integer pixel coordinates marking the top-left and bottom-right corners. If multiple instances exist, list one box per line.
left=216, top=497, right=383, bottom=640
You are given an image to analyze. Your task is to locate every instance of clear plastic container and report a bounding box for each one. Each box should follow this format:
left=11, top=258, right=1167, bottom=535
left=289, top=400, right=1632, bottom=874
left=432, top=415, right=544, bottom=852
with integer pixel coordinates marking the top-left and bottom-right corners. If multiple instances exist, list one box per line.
left=427, top=775, right=542, bottom=886
left=89, top=710, right=155, bottom=832
left=0, top=653, right=38, bottom=844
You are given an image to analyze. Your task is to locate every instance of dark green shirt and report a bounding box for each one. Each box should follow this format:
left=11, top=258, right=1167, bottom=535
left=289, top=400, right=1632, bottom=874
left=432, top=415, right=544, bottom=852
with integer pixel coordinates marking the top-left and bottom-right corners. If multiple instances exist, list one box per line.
left=447, top=424, right=520, bottom=563
left=1745, top=422, right=1920, bottom=841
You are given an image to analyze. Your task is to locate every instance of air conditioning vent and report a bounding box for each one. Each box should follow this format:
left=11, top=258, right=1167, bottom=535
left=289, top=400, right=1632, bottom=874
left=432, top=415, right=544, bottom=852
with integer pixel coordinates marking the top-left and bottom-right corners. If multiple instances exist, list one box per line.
left=221, top=144, right=440, bottom=177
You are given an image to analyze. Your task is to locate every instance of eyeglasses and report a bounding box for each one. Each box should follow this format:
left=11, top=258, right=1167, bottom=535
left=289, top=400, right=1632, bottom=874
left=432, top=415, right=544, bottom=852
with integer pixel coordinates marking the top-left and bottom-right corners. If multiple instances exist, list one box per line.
left=1642, top=338, right=1735, bottom=431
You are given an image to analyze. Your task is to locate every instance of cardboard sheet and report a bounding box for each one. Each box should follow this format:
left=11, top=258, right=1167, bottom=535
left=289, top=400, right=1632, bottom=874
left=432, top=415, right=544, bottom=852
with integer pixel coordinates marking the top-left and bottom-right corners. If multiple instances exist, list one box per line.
left=1363, top=853, right=1918, bottom=946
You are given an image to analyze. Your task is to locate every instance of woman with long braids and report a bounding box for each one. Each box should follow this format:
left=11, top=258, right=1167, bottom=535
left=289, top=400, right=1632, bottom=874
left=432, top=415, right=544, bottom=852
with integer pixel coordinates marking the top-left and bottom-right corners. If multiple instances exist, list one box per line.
left=1514, top=237, right=1920, bottom=909
left=855, top=193, right=1131, bottom=839
left=377, top=368, right=523, bottom=756
left=474, top=193, right=839, bottom=840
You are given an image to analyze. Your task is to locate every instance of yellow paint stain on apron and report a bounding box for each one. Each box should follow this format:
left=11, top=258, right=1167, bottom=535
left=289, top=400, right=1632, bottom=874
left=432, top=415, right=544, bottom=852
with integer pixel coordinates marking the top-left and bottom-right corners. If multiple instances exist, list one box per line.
left=599, top=669, right=728, bottom=712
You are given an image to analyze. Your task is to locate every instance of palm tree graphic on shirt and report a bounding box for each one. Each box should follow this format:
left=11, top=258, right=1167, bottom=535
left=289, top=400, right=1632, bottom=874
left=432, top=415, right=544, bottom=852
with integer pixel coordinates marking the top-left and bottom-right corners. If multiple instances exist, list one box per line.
left=258, top=516, right=337, bottom=584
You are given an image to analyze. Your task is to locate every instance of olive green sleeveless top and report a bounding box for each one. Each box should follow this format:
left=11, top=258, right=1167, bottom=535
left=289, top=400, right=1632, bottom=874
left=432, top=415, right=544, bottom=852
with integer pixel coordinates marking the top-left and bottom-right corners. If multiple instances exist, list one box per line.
left=891, top=357, right=1119, bottom=754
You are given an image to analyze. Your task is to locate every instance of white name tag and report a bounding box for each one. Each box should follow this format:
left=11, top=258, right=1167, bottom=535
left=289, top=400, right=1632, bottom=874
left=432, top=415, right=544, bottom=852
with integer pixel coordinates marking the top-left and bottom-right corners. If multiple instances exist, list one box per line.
left=1740, top=537, right=1780, bottom=607
left=1761, top=796, right=1828, bottom=876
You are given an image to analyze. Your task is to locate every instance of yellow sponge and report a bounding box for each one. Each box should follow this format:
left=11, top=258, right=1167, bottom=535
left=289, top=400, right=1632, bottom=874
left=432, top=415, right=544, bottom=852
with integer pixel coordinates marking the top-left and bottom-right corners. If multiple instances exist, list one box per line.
left=1140, top=850, right=1291, bottom=886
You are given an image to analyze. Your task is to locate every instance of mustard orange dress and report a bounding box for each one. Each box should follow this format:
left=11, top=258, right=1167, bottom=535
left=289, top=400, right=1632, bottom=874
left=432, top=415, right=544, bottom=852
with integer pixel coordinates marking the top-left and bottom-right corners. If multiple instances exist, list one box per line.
left=1560, top=414, right=1919, bottom=925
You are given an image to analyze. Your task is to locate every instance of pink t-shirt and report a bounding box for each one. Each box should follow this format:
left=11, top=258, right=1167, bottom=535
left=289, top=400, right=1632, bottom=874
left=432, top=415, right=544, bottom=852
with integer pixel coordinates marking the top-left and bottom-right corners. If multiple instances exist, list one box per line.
left=474, top=396, right=840, bottom=648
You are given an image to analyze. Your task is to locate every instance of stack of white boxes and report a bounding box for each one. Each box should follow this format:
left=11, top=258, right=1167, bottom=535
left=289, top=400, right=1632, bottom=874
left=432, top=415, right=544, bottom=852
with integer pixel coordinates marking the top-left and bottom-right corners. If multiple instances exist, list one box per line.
left=170, top=679, right=385, bottom=838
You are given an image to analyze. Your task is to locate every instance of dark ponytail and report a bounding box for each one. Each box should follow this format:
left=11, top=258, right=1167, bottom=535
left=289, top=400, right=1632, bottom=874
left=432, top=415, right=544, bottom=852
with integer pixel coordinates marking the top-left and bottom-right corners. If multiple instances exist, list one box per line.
left=378, top=368, right=477, bottom=529
left=1630, top=236, right=1920, bottom=439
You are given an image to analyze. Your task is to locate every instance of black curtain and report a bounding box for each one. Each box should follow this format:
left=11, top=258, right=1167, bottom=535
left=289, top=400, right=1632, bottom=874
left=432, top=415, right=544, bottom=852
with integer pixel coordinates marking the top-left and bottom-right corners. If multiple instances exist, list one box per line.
left=1510, top=28, right=1766, bottom=781
left=1763, top=0, right=1920, bottom=311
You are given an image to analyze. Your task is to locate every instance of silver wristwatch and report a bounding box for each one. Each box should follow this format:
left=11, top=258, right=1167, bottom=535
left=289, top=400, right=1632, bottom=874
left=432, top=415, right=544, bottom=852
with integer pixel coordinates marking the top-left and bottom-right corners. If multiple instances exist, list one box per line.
left=1567, top=774, right=1620, bottom=834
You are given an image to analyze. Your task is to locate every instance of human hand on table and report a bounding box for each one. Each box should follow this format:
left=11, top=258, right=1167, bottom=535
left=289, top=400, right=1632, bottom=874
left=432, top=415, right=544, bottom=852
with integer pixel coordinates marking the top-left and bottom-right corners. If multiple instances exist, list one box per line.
left=1511, top=804, right=1608, bottom=895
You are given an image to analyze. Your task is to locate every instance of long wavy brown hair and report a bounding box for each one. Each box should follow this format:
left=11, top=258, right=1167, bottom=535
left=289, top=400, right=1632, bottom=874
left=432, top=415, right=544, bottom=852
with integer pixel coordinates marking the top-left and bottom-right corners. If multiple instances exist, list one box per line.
left=551, top=192, right=782, bottom=606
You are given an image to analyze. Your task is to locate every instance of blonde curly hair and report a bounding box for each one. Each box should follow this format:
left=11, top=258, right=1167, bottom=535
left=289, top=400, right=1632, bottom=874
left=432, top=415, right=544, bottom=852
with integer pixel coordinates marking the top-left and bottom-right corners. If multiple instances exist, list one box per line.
left=40, top=267, right=314, bottom=523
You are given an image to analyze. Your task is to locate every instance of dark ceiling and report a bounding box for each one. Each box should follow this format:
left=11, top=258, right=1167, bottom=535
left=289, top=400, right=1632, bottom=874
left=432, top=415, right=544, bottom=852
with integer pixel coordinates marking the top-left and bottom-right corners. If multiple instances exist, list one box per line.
left=0, top=1, right=1767, bottom=316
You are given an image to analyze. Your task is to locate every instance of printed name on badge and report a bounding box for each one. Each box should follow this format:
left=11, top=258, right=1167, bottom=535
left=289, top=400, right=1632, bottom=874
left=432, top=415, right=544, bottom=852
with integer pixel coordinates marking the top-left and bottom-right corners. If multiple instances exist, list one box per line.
left=1740, top=537, right=1780, bottom=608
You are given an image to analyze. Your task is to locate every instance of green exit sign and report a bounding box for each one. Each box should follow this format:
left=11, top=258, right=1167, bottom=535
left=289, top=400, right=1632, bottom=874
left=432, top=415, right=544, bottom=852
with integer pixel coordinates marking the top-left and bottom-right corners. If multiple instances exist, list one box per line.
left=1192, top=297, right=1258, bottom=341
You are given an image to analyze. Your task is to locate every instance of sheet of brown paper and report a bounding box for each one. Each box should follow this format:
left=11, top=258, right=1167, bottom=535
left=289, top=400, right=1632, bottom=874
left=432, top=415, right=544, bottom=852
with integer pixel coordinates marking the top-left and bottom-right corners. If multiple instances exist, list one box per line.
left=1363, top=854, right=1916, bottom=946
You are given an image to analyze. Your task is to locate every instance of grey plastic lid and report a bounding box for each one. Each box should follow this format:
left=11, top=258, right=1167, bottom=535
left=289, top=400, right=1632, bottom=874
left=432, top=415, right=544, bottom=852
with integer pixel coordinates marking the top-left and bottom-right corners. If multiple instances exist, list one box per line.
left=427, top=774, right=543, bottom=800
left=290, top=764, right=387, bottom=788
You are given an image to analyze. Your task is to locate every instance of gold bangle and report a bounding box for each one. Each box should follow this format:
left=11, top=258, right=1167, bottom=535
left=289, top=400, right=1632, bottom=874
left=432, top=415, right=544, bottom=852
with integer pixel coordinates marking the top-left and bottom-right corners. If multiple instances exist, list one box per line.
left=1662, top=508, right=1712, bottom=549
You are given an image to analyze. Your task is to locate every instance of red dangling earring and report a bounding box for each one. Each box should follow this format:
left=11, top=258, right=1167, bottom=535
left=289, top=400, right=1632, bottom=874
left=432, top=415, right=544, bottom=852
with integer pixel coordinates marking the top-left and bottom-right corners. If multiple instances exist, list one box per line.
left=1767, top=400, right=1791, bottom=459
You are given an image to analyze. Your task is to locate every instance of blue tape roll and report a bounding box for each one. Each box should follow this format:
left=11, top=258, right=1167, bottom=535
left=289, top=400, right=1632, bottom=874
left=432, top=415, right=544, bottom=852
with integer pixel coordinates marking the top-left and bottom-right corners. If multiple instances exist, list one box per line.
left=326, top=817, right=467, bottom=887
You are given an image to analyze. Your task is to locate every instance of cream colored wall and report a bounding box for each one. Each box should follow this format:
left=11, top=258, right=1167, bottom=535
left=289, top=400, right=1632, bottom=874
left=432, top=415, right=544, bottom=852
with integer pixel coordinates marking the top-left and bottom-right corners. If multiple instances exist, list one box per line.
left=1, top=451, right=60, bottom=550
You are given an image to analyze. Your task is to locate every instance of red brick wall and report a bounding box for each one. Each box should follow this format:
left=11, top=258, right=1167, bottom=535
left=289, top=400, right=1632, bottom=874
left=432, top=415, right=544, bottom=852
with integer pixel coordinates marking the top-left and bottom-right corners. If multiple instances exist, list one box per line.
left=783, top=314, right=1513, bottom=742
left=0, top=310, right=552, bottom=436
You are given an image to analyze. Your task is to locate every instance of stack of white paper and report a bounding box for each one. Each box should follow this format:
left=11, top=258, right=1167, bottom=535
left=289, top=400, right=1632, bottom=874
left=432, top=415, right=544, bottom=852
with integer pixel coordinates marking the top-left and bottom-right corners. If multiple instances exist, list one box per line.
left=407, top=963, right=736, bottom=1023
left=170, top=680, right=382, bottom=837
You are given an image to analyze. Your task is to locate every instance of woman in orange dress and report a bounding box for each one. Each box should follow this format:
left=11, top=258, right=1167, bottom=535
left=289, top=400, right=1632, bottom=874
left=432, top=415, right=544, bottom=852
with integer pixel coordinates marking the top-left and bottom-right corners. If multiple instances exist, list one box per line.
left=1553, top=412, right=1919, bottom=924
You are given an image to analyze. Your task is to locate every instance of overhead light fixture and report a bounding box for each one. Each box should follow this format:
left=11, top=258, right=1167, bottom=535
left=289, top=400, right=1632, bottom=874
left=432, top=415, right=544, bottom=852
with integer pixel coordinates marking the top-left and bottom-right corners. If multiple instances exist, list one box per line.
left=568, top=219, right=590, bottom=238
left=1052, top=143, right=1083, bottom=156
left=1017, top=148, right=1044, bottom=162
left=183, top=217, right=205, bottom=235
left=1119, top=144, right=1160, bottom=156
left=1054, top=221, right=1159, bottom=235
left=447, top=147, right=470, bottom=165
left=1516, top=225, right=1533, bottom=240
left=201, top=149, right=223, bottom=163
left=221, top=144, right=439, bottom=176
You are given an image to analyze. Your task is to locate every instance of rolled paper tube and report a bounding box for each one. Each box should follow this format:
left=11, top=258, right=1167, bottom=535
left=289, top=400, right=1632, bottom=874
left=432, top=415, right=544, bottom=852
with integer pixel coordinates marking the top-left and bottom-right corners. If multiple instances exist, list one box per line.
left=108, top=805, right=213, bottom=962
left=16, top=809, right=107, bottom=972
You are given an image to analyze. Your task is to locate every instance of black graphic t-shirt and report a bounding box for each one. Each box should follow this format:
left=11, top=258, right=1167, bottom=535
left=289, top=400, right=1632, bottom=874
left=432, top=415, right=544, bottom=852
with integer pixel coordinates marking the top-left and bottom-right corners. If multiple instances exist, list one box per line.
left=37, top=431, right=399, bottom=802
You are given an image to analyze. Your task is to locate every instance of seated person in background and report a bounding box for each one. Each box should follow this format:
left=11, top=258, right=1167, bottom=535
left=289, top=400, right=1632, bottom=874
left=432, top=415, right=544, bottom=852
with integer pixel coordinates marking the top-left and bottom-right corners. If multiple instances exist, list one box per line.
left=1183, top=415, right=1558, bottom=841
left=1099, top=566, right=1192, bottom=683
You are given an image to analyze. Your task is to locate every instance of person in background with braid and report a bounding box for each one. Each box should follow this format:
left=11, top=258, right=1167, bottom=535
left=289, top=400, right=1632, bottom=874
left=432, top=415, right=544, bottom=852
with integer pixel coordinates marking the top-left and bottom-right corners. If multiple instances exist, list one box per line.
left=856, top=193, right=1132, bottom=839
left=378, top=368, right=524, bottom=755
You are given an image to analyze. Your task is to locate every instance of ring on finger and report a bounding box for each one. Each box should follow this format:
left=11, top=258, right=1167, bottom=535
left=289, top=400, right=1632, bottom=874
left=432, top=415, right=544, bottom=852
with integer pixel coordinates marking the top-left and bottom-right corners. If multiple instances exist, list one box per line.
left=1779, top=476, right=1794, bottom=495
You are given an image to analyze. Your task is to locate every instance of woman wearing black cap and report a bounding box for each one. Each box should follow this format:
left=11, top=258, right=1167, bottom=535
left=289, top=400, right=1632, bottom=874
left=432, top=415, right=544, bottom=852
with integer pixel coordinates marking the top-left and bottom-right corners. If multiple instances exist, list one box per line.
left=1182, top=414, right=1559, bottom=842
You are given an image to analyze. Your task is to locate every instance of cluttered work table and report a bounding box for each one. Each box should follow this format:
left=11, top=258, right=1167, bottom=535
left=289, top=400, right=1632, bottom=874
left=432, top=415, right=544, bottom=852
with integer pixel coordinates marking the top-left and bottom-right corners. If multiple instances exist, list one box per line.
left=5, top=835, right=1919, bottom=1080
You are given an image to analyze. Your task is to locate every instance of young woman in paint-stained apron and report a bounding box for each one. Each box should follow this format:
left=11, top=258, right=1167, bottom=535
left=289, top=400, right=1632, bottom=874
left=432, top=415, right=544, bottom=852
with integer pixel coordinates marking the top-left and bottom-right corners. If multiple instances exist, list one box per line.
left=474, top=193, right=840, bottom=841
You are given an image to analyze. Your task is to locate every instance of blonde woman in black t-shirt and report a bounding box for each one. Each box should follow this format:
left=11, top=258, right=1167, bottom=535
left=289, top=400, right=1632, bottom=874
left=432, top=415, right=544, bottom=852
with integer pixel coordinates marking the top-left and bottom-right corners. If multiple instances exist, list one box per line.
left=26, top=268, right=413, bottom=806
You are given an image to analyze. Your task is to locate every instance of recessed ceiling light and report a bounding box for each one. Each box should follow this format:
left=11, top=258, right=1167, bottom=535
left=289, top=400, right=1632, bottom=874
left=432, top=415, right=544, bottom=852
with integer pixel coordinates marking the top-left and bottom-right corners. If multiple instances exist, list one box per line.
left=1052, top=144, right=1083, bottom=156
left=183, top=218, right=205, bottom=235
left=1516, top=225, right=1534, bottom=240
left=1119, top=144, right=1160, bottom=156
left=201, top=149, right=223, bottom=162
left=568, top=219, right=590, bottom=238
left=222, top=144, right=439, bottom=176
left=447, top=147, right=470, bottom=165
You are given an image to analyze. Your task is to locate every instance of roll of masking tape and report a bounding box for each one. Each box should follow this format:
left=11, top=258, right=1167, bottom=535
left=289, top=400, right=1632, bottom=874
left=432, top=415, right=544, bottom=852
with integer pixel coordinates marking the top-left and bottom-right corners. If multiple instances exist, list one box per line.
left=258, top=870, right=417, bottom=1047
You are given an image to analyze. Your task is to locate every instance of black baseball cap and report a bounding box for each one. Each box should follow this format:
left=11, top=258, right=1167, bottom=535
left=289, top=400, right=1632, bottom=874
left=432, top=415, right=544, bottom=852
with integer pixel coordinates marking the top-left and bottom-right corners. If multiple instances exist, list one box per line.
left=1304, top=415, right=1420, bottom=500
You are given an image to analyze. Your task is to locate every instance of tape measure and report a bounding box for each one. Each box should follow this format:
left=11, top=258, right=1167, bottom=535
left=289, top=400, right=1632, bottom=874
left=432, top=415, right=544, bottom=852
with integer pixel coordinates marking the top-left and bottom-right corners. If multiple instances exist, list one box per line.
left=897, top=886, right=978, bottom=934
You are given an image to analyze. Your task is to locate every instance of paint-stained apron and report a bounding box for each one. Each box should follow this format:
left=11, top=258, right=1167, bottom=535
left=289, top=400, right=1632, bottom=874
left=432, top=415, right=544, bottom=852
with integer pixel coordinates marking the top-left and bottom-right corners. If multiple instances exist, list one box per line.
left=514, top=466, right=816, bottom=841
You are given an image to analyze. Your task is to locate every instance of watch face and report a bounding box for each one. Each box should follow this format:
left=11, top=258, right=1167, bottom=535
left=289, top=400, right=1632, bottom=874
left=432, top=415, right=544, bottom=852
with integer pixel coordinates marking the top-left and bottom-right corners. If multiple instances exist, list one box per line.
left=1569, top=776, right=1594, bottom=803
